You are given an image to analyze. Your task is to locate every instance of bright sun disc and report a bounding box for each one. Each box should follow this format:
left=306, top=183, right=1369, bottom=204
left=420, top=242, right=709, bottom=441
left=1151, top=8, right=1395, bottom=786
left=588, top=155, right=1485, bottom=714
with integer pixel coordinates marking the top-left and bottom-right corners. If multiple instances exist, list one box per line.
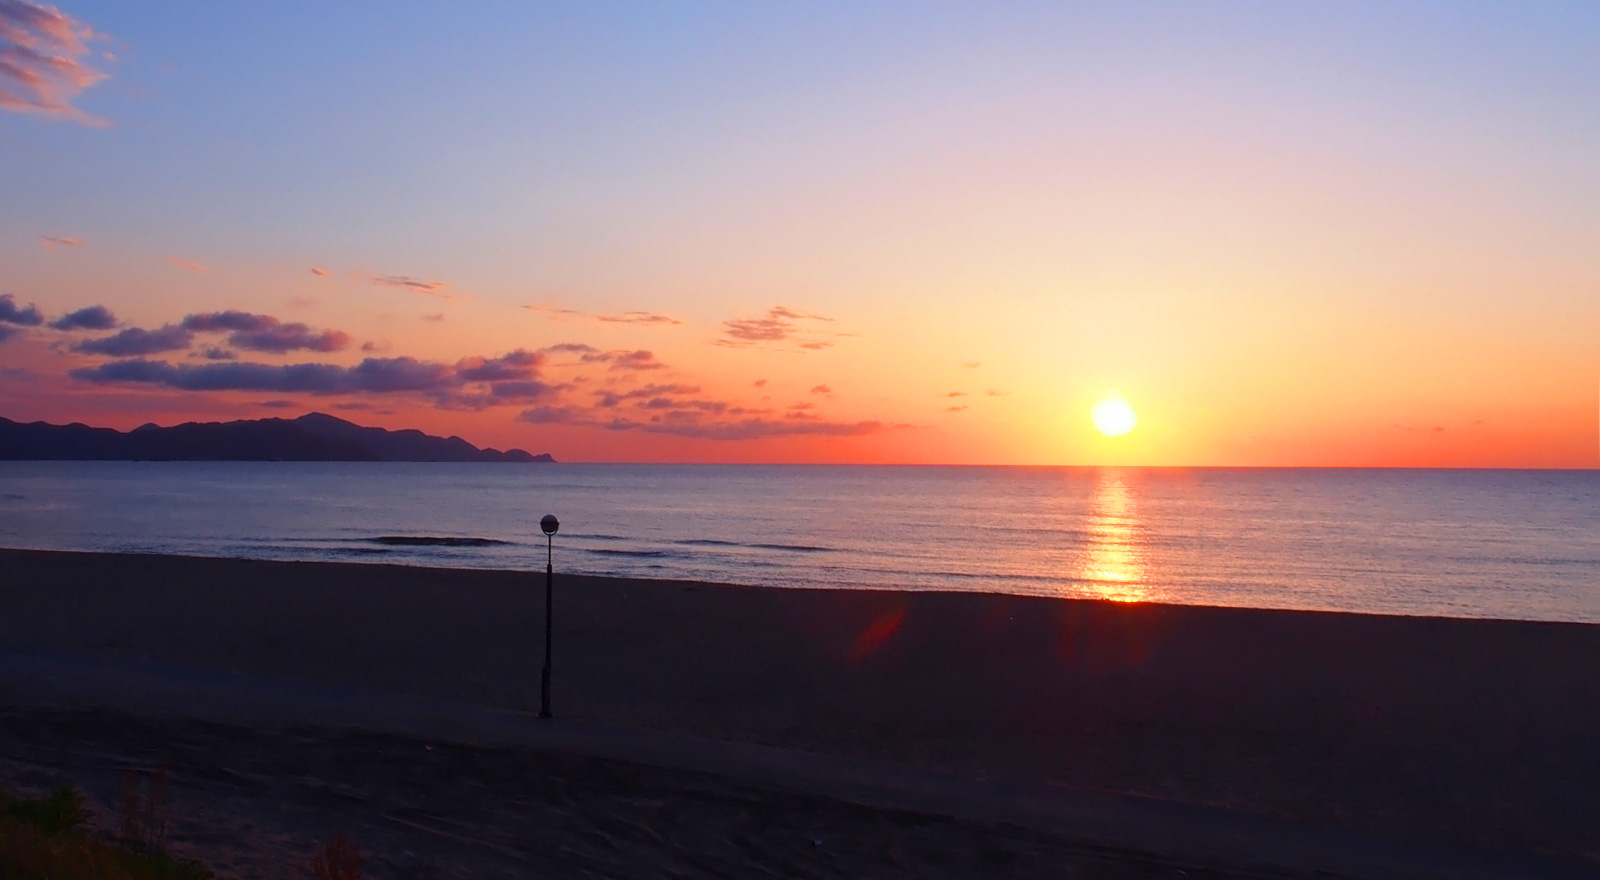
left=1091, top=396, right=1137, bottom=437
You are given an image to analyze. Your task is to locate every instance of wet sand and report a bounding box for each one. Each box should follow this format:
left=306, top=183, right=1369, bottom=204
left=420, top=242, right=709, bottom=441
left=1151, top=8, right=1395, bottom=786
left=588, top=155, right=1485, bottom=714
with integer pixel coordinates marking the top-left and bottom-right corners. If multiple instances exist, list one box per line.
left=1, top=548, right=1597, bottom=877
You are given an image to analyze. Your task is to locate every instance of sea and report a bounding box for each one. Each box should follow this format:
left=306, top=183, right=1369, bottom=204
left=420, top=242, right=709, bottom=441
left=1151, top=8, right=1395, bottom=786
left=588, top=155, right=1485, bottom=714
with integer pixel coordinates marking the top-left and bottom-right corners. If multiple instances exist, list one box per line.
left=0, top=463, right=1596, bottom=623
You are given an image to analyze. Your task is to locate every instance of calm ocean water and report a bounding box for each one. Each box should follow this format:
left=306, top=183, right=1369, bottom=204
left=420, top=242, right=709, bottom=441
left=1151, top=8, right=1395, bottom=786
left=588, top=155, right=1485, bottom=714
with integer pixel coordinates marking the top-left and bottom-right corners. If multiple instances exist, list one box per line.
left=0, top=463, right=1596, bottom=623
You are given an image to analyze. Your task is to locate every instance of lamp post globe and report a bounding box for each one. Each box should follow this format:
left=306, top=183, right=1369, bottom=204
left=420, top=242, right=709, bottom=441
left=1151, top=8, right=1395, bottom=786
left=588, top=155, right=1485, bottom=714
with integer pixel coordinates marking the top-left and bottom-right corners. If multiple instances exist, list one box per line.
left=539, top=513, right=559, bottom=719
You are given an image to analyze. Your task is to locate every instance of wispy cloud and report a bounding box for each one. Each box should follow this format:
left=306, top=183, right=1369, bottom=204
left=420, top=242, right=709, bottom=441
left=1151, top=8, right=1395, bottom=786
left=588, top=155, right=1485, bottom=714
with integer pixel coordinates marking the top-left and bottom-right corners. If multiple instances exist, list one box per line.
left=168, top=256, right=208, bottom=274
left=538, top=342, right=666, bottom=371
left=596, top=311, right=682, bottom=326
left=0, top=0, right=109, bottom=124
left=49, top=304, right=115, bottom=330
left=39, top=234, right=81, bottom=249
left=527, top=305, right=683, bottom=326
left=717, top=305, right=839, bottom=351
left=594, top=383, right=701, bottom=408
left=962, top=362, right=981, bottom=369
left=374, top=275, right=447, bottom=295
left=518, top=403, right=885, bottom=441
left=308, top=266, right=330, bottom=277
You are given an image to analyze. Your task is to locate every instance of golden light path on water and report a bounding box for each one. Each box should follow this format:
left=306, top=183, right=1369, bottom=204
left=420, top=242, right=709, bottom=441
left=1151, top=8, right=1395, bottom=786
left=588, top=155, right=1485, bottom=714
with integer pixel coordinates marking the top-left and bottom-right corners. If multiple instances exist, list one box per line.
left=1078, top=472, right=1149, bottom=602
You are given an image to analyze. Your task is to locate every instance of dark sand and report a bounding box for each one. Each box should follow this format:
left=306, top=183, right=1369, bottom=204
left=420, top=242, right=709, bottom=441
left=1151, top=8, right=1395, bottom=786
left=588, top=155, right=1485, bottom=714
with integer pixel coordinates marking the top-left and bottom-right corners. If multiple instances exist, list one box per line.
left=2, top=549, right=1597, bottom=878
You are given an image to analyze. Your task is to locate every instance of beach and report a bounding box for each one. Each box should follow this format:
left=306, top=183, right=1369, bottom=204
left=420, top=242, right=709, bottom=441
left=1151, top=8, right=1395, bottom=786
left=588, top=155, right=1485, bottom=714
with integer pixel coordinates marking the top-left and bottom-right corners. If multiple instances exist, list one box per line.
left=2, top=548, right=1597, bottom=877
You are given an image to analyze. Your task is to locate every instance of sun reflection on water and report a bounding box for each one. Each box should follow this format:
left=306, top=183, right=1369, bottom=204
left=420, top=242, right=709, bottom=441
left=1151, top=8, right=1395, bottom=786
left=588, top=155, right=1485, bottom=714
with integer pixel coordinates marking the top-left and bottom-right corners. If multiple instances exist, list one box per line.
left=1078, top=472, right=1148, bottom=602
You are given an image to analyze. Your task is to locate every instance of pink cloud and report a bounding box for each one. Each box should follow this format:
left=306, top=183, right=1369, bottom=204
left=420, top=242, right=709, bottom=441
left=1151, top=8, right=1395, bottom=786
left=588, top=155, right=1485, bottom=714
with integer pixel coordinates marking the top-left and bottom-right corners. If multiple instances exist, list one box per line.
left=717, top=305, right=839, bottom=351
left=375, top=275, right=447, bottom=294
left=308, top=266, right=330, bottom=277
left=0, top=0, right=109, bottom=124
left=528, top=305, right=683, bottom=326
left=39, top=234, right=81, bottom=249
left=168, top=256, right=208, bottom=274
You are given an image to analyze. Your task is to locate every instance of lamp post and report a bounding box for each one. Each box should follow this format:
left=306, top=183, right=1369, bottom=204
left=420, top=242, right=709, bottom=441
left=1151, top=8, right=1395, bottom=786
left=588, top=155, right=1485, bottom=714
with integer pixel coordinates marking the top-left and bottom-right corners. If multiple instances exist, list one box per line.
left=539, top=513, right=559, bottom=719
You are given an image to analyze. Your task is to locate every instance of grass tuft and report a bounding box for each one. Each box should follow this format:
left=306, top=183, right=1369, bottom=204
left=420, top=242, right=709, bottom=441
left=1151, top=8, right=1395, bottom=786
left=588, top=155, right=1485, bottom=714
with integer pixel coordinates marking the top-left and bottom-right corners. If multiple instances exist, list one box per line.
left=0, top=786, right=213, bottom=880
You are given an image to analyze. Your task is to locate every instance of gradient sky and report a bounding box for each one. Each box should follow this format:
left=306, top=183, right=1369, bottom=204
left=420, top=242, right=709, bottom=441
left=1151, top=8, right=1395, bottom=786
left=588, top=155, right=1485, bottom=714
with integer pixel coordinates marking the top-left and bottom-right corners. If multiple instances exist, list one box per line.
left=2, top=1, right=1597, bottom=465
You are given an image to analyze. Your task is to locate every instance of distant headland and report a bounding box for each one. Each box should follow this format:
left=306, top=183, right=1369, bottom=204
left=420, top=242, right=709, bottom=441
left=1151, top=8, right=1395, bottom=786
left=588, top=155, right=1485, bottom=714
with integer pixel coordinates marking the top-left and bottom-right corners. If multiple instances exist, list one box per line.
left=0, top=412, right=555, bottom=462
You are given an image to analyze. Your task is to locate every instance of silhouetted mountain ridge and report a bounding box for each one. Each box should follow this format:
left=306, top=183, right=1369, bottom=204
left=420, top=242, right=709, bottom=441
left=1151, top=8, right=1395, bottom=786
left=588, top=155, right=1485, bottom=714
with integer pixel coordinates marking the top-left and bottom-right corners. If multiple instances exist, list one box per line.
left=0, top=413, right=555, bottom=462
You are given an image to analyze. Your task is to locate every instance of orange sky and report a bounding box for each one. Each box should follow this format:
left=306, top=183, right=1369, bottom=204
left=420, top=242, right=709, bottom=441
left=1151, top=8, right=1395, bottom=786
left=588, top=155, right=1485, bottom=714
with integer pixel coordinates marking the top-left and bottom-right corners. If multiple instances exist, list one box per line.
left=1, top=2, right=1596, bottom=466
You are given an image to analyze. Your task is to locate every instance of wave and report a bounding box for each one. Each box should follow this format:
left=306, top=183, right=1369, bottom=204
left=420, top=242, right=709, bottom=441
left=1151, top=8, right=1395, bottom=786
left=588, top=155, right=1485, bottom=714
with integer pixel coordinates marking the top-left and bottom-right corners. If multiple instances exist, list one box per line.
left=674, top=539, right=835, bottom=553
left=368, top=536, right=511, bottom=547
left=585, top=547, right=682, bottom=558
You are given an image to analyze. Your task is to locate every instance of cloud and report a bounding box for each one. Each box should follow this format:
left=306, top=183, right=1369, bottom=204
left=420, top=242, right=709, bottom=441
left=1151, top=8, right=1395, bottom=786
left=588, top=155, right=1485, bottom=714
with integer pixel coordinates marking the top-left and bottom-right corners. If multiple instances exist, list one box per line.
left=717, top=305, right=838, bottom=350
left=0, top=0, right=108, bottom=123
left=541, top=342, right=600, bottom=356
left=753, top=379, right=767, bottom=387
left=596, top=311, right=683, bottom=326
left=181, top=311, right=350, bottom=353
left=607, top=349, right=664, bottom=371
left=986, top=389, right=1011, bottom=397
left=517, top=405, right=587, bottom=425
left=528, top=306, right=682, bottom=326
left=181, top=311, right=273, bottom=332
left=593, top=383, right=701, bottom=408
left=943, top=391, right=967, bottom=398
left=308, top=266, right=330, bottom=277
left=69, top=355, right=461, bottom=395
left=455, top=349, right=543, bottom=381
left=39, top=234, right=81, bottom=249
left=70, top=344, right=559, bottom=408
left=0, top=293, right=44, bottom=326
left=810, top=384, right=832, bottom=395
left=49, top=304, right=115, bottom=330
left=518, top=405, right=885, bottom=441
left=256, top=399, right=297, bottom=409
left=374, top=275, right=447, bottom=294
left=962, top=362, right=981, bottom=369
left=168, top=256, right=207, bottom=274
left=542, top=343, right=666, bottom=370
left=421, top=313, right=445, bottom=322
left=0, top=324, right=18, bottom=343
left=947, top=405, right=968, bottom=412
left=487, top=380, right=556, bottom=401
left=72, top=324, right=192, bottom=356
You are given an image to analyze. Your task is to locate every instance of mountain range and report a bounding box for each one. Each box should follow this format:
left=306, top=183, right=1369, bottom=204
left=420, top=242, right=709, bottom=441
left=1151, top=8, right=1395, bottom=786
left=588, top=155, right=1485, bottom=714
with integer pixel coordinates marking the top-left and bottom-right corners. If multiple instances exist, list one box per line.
left=0, top=412, right=555, bottom=462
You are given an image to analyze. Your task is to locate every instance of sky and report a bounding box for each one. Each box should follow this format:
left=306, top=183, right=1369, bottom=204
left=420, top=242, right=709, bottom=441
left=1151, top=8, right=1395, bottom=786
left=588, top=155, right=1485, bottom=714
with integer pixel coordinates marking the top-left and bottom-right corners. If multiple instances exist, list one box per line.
left=1, top=1, right=1597, bottom=466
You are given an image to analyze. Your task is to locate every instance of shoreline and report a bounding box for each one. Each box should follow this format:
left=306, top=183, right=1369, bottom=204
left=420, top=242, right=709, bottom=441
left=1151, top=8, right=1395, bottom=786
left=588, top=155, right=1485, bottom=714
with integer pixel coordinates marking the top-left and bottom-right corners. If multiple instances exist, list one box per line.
left=6, top=543, right=1598, bottom=627
left=4, top=548, right=1599, bottom=873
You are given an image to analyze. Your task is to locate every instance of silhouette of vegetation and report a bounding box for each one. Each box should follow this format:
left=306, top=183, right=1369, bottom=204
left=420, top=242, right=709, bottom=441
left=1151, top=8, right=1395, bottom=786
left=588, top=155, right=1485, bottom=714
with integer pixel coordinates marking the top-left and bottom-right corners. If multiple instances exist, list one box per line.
left=2, top=785, right=87, bottom=835
left=118, top=765, right=172, bottom=852
left=307, top=830, right=362, bottom=880
left=0, top=785, right=213, bottom=879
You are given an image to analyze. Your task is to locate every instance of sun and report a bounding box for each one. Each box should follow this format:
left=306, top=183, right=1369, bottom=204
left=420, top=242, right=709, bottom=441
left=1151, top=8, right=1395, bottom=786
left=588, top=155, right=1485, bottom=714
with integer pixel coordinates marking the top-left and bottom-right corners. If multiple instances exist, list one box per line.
left=1091, top=394, right=1137, bottom=437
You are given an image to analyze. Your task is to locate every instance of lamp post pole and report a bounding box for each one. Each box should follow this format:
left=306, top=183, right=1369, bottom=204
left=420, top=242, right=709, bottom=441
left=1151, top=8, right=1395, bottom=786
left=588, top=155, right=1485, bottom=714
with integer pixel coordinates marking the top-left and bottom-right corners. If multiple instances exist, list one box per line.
left=539, top=514, right=559, bottom=719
